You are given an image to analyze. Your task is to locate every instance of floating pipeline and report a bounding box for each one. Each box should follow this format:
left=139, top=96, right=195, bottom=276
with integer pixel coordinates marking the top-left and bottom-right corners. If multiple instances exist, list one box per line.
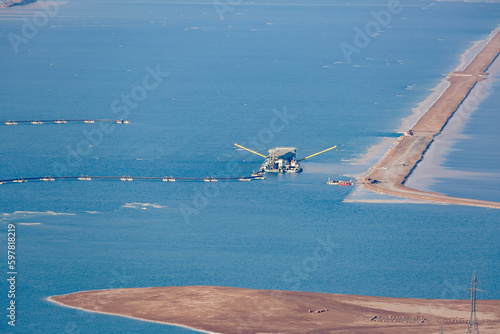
left=0, top=175, right=265, bottom=185
left=0, top=119, right=131, bottom=125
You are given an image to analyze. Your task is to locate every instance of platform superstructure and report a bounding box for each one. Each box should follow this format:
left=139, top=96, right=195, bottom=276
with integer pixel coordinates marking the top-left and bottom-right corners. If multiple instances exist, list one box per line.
left=234, top=143, right=337, bottom=174
left=260, top=147, right=302, bottom=173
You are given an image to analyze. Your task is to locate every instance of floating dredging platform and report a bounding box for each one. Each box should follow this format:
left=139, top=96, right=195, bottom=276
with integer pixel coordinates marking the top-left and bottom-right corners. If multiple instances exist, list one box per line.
left=234, top=143, right=337, bottom=173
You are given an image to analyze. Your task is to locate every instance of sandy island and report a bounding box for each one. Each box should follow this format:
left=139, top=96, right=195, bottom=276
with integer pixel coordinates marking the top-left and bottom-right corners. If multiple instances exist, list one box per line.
left=48, top=286, right=500, bottom=334
left=361, top=30, right=500, bottom=209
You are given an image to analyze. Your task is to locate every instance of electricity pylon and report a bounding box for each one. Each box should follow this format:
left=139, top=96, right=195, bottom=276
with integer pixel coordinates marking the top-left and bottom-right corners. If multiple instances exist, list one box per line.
left=465, top=272, right=484, bottom=334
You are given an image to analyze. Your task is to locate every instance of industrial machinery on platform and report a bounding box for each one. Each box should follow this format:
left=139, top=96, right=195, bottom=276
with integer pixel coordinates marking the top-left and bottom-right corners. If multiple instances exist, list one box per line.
left=234, top=143, right=337, bottom=173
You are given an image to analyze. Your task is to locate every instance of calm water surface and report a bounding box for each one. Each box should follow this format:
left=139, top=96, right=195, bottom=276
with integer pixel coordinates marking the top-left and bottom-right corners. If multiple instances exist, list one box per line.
left=0, top=1, right=499, bottom=333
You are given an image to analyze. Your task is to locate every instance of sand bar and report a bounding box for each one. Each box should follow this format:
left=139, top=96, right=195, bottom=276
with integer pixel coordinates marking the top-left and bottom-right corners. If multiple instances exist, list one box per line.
left=362, top=30, right=500, bottom=209
left=48, top=286, right=500, bottom=334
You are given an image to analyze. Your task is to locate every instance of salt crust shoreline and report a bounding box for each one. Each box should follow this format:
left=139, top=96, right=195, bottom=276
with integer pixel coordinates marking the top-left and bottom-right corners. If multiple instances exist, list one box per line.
left=46, top=295, right=222, bottom=334
left=47, top=286, right=500, bottom=334
left=349, top=26, right=500, bottom=207
left=406, top=56, right=500, bottom=191
left=351, top=27, right=500, bottom=171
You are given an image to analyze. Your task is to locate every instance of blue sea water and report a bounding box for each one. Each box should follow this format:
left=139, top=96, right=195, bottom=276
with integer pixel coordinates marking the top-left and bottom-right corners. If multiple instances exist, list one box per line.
left=0, top=0, right=499, bottom=333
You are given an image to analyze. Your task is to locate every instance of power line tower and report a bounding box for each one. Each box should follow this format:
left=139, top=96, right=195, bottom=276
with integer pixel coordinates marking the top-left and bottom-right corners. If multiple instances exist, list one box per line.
left=465, top=271, right=483, bottom=334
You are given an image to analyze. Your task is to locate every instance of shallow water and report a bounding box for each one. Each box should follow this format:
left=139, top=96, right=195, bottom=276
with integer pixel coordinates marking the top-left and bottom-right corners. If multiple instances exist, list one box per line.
left=407, top=56, right=500, bottom=202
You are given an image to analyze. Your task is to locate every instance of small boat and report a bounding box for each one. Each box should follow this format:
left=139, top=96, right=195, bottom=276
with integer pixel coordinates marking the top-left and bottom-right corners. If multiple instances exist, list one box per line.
left=116, top=120, right=123, bottom=124
left=120, top=177, right=127, bottom=181
left=123, top=120, right=131, bottom=124
left=78, top=176, right=91, bottom=181
left=55, top=120, right=67, bottom=124
left=254, top=176, right=266, bottom=180
left=5, top=121, right=17, bottom=125
left=126, top=177, right=133, bottom=181
left=338, top=180, right=352, bottom=186
left=31, top=121, right=43, bottom=124
left=41, top=177, right=55, bottom=181
left=13, top=179, right=26, bottom=183
left=238, top=177, right=251, bottom=181
left=83, top=120, right=95, bottom=123
left=327, top=177, right=339, bottom=185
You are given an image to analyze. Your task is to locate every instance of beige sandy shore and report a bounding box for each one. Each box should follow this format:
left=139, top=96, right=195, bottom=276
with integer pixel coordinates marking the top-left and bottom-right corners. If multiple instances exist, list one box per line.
left=0, top=0, right=36, bottom=8
left=48, top=286, right=500, bottom=334
left=362, top=30, right=500, bottom=209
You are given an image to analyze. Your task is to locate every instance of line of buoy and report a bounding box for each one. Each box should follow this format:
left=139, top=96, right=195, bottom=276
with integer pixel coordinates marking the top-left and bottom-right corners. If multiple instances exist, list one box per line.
left=1, top=119, right=131, bottom=125
left=0, top=175, right=265, bottom=185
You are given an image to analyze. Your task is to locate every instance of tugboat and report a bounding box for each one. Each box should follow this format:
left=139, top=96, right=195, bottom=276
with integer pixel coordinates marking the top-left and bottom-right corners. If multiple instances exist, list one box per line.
left=251, top=171, right=266, bottom=180
left=234, top=143, right=337, bottom=174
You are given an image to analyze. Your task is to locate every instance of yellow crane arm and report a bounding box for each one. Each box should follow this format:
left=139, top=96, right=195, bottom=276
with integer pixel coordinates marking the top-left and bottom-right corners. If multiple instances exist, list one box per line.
left=234, top=143, right=267, bottom=158
left=298, top=145, right=337, bottom=161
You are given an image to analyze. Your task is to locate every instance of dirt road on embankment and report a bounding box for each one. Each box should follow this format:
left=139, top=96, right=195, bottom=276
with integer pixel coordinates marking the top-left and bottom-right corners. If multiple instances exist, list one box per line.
left=363, top=30, right=500, bottom=210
